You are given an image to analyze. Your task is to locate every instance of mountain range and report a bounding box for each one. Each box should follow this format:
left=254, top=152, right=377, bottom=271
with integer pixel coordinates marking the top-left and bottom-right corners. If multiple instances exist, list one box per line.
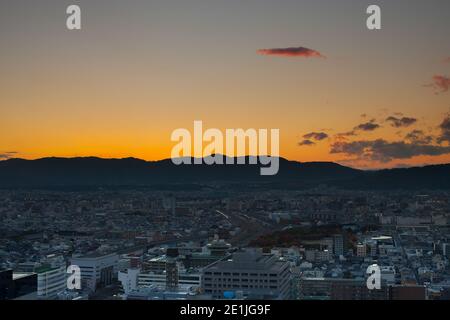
left=0, top=156, right=449, bottom=190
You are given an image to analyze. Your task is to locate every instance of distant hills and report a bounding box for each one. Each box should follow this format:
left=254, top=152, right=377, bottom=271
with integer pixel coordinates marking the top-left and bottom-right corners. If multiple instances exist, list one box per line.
left=0, top=156, right=449, bottom=190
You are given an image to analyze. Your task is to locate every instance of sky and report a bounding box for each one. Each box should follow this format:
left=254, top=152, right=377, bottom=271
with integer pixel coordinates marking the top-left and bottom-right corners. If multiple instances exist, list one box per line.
left=1, top=0, right=450, bottom=169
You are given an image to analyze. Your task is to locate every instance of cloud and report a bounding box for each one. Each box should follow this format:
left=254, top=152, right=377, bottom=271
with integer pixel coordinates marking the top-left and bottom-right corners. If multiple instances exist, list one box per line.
left=298, top=139, right=315, bottom=146
left=303, top=132, right=328, bottom=141
left=354, top=120, right=380, bottom=132
left=0, top=151, right=18, bottom=160
left=330, top=139, right=450, bottom=163
left=425, top=75, right=450, bottom=93
left=334, top=131, right=357, bottom=141
left=386, top=116, right=417, bottom=128
left=337, top=130, right=357, bottom=137
left=443, top=57, right=450, bottom=64
left=437, top=115, right=450, bottom=144
left=405, top=130, right=433, bottom=145
left=335, top=118, right=380, bottom=139
left=257, top=46, right=325, bottom=58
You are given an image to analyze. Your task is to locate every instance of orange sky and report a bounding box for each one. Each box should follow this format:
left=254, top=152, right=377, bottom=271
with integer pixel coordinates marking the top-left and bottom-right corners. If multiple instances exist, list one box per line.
left=1, top=0, right=450, bottom=169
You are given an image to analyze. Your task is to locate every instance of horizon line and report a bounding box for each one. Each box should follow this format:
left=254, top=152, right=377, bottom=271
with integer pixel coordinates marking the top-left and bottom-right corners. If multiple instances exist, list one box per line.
left=1, top=155, right=449, bottom=171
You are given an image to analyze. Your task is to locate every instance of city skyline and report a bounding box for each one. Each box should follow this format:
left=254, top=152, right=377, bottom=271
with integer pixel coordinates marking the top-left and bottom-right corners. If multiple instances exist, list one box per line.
left=2, top=0, right=450, bottom=306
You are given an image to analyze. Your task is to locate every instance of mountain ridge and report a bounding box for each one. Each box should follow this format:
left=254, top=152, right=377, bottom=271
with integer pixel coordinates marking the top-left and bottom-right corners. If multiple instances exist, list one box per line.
left=0, top=156, right=449, bottom=189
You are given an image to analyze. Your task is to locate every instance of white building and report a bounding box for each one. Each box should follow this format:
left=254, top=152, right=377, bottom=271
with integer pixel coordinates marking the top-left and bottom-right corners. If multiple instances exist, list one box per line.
left=35, top=265, right=67, bottom=300
left=118, top=268, right=202, bottom=294
left=71, top=253, right=118, bottom=292
left=118, top=268, right=140, bottom=295
left=139, top=271, right=202, bottom=288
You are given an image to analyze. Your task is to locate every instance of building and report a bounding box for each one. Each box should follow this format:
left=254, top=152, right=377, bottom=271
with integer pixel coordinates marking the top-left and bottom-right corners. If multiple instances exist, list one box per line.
left=297, top=277, right=333, bottom=300
left=305, top=249, right=332, bottom=262
left=139, top=271, right=201, bottom=288
left=124, top=284, right=210, bottom=300
left=71, top=253, right=118, bottom=292
left=202, top=249, right=291, bottom=299
left=0, top=269, right=15, bottom=300
left=356, top=244, right=367, bottom=257
left=165, top=248, right=179, bottom=290
left=443, top=243, right=450, bottom=257
left=118, top=268, right=140, bottom=295
left=298, top=277, right=394, bottom=300
left=330, top=279, right=389, bottom=300
left=367, top=240, right=378, bottom=257
left=390, top=285, right=426, bottom=300
left=35, top=265, right=67, bottom=299
left=143, top=256, right=167, bottom=273
left=118, top=269, right=202, bottom=292
left=333, top=234, right=344, bottom=256
left=206, top=237, right=232, bottom=257
left=0, top=269, right=37, bottom=300
left=380, top=266, right=396, bottom=285
left=182, top=238, right=231, bottom=268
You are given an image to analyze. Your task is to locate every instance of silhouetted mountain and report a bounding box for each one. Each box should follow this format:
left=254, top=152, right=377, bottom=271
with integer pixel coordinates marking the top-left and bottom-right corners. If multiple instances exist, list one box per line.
left=0, top=156, right=449, bottom=190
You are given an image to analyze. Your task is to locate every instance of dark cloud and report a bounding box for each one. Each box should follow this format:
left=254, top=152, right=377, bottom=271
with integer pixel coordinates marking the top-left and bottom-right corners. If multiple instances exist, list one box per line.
left=386, top=116, right=417, bottom=128
left=405, top=130, right=434, bottom=145
left=298, top=139, right=315, bottom=146
left=257, top=46, right=325, bottom=58
left=330, top=139, right=450, bottom=163
left=0, top=151, right=18, bottom=160
left=303, top=132, right=328, bottom=141
left=437, top=115, right=450, bottom=144
left=334, top=130, right=358, bottom=140
left=354, top=120, right=380, bottom=132
left=425, top=75, right=450, bottom=93
left=337, top=130, right=357, bottom=137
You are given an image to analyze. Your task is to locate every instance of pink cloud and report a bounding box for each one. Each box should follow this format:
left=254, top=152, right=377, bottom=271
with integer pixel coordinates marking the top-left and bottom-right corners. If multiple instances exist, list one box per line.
left=425, top=75, right=450, bottom=94
left=257, top=46, right=325, bottom=58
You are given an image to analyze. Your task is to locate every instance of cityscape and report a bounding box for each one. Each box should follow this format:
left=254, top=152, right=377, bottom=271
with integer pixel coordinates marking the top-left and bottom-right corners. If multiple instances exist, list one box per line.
left=1, top=185, right=449, bottom=300
left=1, top=0, right=450, bottom=308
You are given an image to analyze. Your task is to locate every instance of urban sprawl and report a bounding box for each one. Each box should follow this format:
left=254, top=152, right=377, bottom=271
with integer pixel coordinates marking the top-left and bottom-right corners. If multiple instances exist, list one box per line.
left=1, top=188, right=449, bottom=300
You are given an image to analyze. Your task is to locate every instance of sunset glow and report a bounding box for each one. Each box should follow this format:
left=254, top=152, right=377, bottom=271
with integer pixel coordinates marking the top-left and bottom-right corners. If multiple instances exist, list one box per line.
left=1, top=0, right=450, bottom=169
